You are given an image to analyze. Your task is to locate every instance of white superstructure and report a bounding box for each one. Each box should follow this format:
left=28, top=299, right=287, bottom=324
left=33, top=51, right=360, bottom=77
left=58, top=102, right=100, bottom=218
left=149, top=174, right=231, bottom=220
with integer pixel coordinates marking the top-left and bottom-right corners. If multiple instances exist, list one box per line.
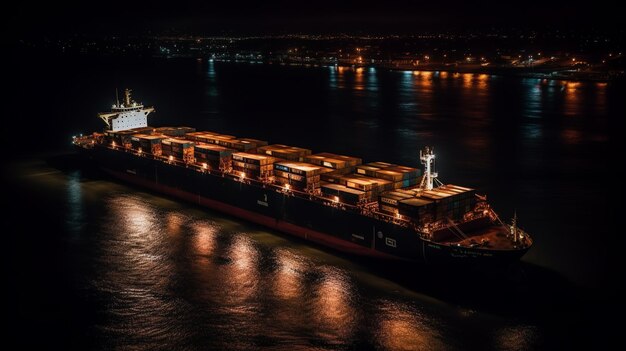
left=98, top=89, right=155, bottom=131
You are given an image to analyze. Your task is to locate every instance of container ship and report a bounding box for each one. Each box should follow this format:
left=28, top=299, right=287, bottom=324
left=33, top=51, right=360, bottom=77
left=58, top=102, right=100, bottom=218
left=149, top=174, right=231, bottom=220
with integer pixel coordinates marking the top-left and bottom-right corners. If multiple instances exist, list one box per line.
left=73, top=89, right=532, bottom=265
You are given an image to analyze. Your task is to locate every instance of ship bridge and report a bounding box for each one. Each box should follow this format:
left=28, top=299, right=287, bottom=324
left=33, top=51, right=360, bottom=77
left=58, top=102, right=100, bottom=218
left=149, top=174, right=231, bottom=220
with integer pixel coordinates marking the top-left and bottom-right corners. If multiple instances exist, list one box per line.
left=99, top=88, right=154, bottom=131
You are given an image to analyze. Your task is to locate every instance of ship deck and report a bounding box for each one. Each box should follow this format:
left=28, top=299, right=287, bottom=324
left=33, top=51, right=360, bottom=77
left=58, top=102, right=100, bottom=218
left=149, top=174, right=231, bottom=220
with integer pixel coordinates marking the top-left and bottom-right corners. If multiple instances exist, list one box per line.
left=440, top=225, right=529, bottom=250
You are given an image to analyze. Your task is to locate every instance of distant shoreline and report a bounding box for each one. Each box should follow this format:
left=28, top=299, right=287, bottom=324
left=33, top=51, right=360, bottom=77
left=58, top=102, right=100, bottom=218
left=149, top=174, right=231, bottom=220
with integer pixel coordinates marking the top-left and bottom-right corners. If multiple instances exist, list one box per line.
left=196, top=58, right=623, bottom=83
left=257, top=61, right=623, bottom=83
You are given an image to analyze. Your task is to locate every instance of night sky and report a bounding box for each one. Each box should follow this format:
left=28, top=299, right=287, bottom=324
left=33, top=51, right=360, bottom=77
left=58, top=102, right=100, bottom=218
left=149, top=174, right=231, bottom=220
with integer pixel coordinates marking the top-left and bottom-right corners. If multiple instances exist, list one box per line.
left=8, top=0, right=622, bottom=37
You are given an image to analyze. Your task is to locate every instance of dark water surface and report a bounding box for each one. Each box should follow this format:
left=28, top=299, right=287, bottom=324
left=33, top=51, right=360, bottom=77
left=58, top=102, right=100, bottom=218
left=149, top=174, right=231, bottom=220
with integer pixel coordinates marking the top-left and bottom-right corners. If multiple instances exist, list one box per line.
left=5, top=55, right=624, bottom=350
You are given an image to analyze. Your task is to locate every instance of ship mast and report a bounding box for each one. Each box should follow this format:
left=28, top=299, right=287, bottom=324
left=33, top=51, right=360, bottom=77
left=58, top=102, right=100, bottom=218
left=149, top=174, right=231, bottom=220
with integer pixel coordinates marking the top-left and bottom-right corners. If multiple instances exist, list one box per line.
left=420, top=147, right=438, bottom=191
left=124, top=88, right=132, bottom=106
left=511, top=211, right=518, bottom=243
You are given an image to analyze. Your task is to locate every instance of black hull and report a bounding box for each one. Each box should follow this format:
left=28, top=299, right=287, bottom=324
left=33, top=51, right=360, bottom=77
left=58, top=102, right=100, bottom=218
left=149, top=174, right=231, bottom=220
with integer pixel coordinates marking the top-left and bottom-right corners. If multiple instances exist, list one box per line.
left=79, top=146, right=529, bottom=265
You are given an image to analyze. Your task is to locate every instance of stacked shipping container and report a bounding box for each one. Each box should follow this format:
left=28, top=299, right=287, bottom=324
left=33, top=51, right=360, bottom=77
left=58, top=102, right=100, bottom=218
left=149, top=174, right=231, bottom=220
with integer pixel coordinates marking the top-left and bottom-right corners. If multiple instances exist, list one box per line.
left=232, top=152, right=277, bottom=178
left=258, top=144, right=312, bottom=162
left=99, top=125, right=483, bottom=228
left=194, top=144, right=234, bottom=170
left=356, top=163, right=421, bottom=189
left=162, top=139, right=195, bottom=163
left=304, top=152, right=362, bottom=174
left=186, top=132, right=268, bottom=153
left=273, top=161, right=323, bottom=191
left=320, top=183, right=368, bottom=204
left=155, top=126, right=196, bottom=137
left=104, top=130, right=136, bottom=149
left=130, top=134, right=166, bottom=156
left=378, top=184, right=476, bottom=223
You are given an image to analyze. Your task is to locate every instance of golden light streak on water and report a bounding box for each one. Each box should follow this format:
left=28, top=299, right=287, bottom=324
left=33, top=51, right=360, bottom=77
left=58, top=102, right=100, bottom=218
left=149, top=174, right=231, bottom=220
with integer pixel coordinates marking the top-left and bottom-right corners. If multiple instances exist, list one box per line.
left=354, top=66, right=365, bottom=91
left=192, top=221, right=218, bottom=257
left=494, top=325, right=539, bottom=351
left=462, top=73, right=473, bottom=88
left=166, top=212, right=186, bottom=236
left=375, top=301, right=444, bottom=351
left=312, top=266, right=356, bottom=342
left=273, top=249, right=305, bottom=300
left=564, top=81, right=581, bottom=116
left=221, top=235, right=261, bottom=306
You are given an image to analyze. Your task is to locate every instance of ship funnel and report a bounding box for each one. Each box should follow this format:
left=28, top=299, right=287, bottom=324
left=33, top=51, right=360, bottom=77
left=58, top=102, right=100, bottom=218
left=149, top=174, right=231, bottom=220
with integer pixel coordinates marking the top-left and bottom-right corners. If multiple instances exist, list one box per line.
left=420, top=146, right=438, bottom=190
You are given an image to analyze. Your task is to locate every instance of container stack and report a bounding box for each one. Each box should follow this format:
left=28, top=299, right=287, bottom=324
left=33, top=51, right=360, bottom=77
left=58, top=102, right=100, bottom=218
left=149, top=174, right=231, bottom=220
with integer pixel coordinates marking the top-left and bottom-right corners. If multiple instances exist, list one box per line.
left=258, top=144, right=312, bottom=162
left=130, top=134, right=166, bottom=156
left=128, top=126, right=155, bottom=135
left=319, top=173, right=393, bottom=201
left=342, top=175, right=381, bottom=201
left=320, top=183, right=367, bottom=205
left=239, top=138, right=269, bottom=147
left=185, top=132, right=235, bottom=144
left=185, top=132, right=267, bottom=152
left=304, top=152, right=362, bottom=173
left=377, top=184, right=475, bottom=223
left=194, top=144, right=234, bottom=169
left=379, top=191, right=437, bottom=223
left=418, top=185, right=476, bottom=221
left=215, top=139, right=260, bottom=152
left=104, top=130, right=136, bottom=149
left=356, top=163, right=421, bottom=189
left=232, top=152, right=277, bottom=178
left=394, top=188, right=419, bottom=196
left=398, top=198, right=435, bottom=223
left=162, top=139, right=195, bottom=163
left=155, top=126, right=196, bottom=137
left=378, top=191, right=415, bottom=215
left=273, top=161, right=324, bottom=191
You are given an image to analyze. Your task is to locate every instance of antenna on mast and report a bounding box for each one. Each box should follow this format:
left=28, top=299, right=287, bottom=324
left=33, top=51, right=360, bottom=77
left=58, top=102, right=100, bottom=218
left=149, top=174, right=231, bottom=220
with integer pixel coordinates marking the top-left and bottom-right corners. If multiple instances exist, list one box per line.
left=511, top=210, right=518, bottom=243
left=420, top=146, right=438, bottom=190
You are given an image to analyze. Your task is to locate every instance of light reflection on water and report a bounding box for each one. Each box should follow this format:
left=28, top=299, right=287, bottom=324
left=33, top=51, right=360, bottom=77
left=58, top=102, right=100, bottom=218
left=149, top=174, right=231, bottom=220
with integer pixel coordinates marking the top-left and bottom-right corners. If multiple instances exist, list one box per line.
left=65, top=170, right=84, bottom=236
left=311, top=266, right=356, bottom=343
left=81, top=192, right=457, bottom=349
left=375, top=301, right=446, bottom=351
left=222, top=234, right=261, bottom=306
left=191, top=221, right=218, bottom=257
left=95, top=195, right=192, bottom=350
left=273, top=248, right=306, bottom=300
left=494, top=325, right=539, bottom=351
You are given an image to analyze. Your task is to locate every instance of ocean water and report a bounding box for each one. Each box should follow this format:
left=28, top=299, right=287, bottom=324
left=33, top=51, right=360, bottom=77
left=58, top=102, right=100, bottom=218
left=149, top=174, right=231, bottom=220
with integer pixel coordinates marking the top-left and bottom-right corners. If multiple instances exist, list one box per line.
left=5, top=54, right=624, bottom=350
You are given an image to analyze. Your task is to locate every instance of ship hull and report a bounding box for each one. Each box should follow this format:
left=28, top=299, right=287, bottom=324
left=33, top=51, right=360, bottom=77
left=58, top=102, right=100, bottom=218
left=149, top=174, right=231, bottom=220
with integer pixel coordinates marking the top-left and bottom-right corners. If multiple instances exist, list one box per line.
left=79, top=146, right=528, bottom=265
